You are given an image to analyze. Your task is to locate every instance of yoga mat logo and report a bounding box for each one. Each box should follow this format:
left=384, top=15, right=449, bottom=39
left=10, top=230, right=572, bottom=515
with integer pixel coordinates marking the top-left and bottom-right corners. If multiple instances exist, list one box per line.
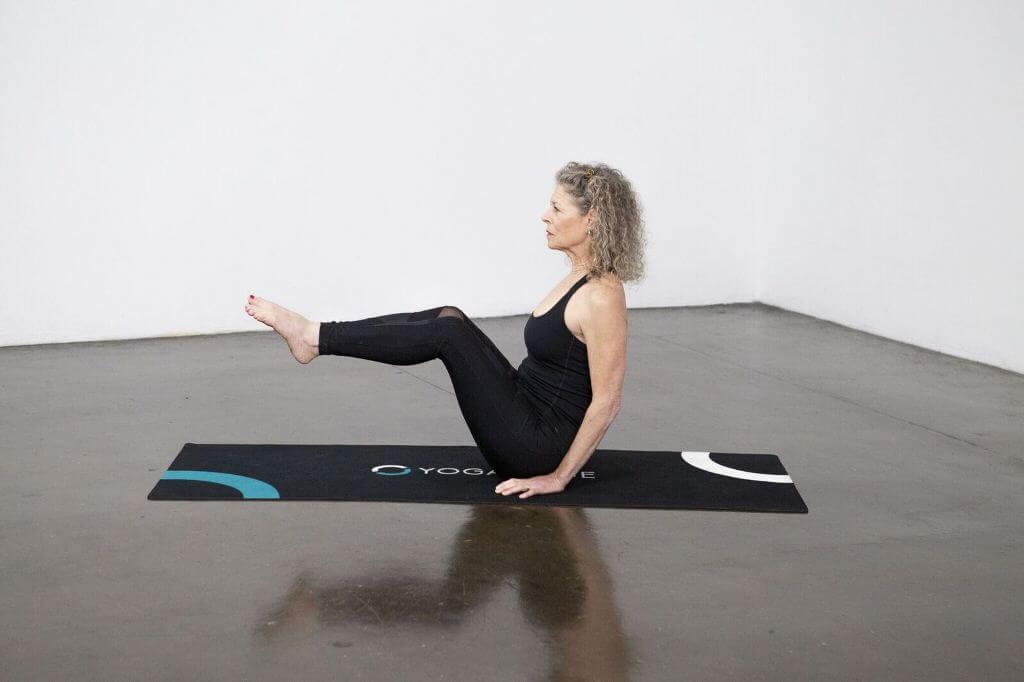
left=371, top=464, right=495, bottom=476
left=370, top=464, right=596, bottom=479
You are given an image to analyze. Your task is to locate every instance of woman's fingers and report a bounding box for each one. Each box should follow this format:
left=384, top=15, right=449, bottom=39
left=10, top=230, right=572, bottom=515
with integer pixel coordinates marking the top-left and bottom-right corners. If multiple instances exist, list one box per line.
left=496, top=475, right=562, bottom=498
left=496, top=478, right=527, bottom=495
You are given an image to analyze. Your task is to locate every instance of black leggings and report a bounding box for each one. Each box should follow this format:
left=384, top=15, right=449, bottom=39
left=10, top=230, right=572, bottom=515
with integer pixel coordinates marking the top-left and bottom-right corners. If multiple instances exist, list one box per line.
left=317, top=306, right=564, bottom=479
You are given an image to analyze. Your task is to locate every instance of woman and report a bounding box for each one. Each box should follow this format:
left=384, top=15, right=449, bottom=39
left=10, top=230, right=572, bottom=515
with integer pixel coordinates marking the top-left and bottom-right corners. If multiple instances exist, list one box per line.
left=243, top=161, right=646, bottom=498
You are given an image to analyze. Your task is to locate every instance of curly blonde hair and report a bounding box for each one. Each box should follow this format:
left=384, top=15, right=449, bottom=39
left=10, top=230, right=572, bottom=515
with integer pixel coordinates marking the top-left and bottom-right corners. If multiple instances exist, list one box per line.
left=555, top=161, right=648, bottom=284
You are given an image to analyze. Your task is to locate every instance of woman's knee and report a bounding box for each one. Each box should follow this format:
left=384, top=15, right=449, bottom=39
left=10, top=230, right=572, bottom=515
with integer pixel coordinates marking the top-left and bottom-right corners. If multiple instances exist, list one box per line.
left=438, top=306, right=467, bottom=320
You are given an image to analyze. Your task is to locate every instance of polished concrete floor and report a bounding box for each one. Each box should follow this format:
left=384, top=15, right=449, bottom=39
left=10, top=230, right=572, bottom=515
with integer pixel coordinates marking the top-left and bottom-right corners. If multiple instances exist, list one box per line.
left=2, top=303, right=1022, bottom=681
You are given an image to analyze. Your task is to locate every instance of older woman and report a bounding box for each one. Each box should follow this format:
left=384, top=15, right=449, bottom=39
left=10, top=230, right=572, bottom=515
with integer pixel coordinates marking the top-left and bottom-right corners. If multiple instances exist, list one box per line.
left=244, top=161, right=647, bottom=498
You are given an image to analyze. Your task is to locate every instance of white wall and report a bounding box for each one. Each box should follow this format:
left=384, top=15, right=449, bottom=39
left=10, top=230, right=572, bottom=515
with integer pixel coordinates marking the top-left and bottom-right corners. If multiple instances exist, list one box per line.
left=752, top=1, right=1024, bottom=375
left=2, top=1, right=1021, bottom=374
left=0, top=0, right=758, bottom=346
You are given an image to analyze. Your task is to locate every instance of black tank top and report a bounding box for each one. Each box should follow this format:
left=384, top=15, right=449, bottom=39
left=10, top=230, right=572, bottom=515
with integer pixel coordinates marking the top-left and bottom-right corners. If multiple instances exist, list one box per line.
left=516, top=274, right=592, bottom=433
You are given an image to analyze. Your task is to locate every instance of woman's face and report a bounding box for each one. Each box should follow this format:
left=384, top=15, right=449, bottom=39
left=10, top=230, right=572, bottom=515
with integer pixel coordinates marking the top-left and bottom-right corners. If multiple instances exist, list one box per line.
left=541, top=184, right=591, bottom=251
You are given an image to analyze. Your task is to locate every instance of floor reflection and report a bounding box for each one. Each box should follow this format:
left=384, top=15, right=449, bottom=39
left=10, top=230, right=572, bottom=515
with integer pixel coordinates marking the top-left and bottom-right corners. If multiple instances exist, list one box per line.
left=255, top=505, right=632, bottom=680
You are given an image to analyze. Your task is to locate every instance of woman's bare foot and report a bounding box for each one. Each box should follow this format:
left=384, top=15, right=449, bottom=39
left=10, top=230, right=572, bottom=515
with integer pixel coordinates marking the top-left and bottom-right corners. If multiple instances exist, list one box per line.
left=244, top=294, right=320, bottom=364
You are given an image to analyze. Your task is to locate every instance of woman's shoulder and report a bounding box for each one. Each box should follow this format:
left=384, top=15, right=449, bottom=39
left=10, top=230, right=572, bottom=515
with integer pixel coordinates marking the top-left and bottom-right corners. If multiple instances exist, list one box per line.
left=586, top=270, right=624, bottom=290
left=584, top=272, right=626, bottom=309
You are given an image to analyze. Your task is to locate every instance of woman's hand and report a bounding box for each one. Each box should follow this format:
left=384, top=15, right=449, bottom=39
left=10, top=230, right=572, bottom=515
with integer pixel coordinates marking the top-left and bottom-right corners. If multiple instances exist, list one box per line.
left=495, top=473, right=566, bottom=499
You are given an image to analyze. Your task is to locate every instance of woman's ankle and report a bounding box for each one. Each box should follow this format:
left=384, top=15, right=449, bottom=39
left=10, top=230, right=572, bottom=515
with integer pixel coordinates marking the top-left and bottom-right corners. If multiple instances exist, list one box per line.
left=305, top=321, right=321, bottom=356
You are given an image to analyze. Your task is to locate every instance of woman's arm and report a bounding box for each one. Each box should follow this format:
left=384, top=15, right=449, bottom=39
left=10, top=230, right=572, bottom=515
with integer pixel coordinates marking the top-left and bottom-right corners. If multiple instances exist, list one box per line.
left=554, top=284, right=627, bottom=483
left=552, top=400, right=620, bottom=485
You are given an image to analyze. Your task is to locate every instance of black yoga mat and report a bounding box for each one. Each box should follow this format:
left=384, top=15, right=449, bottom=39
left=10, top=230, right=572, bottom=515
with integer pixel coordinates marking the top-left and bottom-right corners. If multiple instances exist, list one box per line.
left=147, top=443, right=808, bottom=513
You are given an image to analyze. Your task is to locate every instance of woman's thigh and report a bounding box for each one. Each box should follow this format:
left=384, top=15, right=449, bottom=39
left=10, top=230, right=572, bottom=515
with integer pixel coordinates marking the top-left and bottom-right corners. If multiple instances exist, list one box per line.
left=434, top=310, right=552, bottom=478
left=320, top=304, right=553, bottom=477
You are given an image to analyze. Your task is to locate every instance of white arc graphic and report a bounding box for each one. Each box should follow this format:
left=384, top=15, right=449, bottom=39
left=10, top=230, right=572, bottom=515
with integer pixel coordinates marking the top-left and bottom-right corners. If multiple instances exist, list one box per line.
left=681, top=451, right=793, bottom=484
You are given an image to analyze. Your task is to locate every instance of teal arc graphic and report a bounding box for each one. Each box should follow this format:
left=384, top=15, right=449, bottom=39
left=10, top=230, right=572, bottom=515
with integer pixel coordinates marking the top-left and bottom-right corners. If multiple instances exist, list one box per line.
left=160, top=470, right=280, bottom=499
